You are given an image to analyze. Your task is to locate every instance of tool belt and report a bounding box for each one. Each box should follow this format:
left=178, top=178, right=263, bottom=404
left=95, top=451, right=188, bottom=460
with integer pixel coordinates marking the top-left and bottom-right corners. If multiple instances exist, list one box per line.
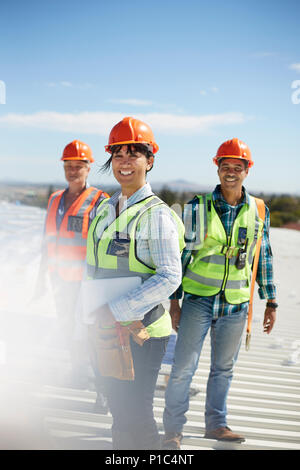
left=89, top=320, right=150, bottom=381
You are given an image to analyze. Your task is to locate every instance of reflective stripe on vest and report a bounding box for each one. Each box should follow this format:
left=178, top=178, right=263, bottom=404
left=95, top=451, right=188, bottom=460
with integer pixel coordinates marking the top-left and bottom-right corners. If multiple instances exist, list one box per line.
left=182, top=193, right=264, bottom=304
left=46, top=187, right=107, bottom=281
left=86, top=195, right=185, bottom=337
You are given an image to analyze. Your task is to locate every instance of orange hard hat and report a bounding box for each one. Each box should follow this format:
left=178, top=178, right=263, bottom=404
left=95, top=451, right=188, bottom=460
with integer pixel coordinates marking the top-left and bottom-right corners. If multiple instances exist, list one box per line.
left=105, top=116, right=159, bottom=154
left=61, top=140, right=94, bottom=163
left=213, top=138, right=254, bottom=168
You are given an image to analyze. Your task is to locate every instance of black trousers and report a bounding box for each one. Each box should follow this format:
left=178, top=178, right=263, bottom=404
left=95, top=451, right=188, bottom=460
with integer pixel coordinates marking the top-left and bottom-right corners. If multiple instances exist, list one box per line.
left=103, top=335, right=169, bottom=450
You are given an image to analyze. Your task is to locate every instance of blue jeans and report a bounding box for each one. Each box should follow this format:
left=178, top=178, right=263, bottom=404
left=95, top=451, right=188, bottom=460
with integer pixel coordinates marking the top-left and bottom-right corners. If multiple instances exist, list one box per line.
left=163, top=295, right=247, bottom=433
left=104, top=335, right=169, bottom=449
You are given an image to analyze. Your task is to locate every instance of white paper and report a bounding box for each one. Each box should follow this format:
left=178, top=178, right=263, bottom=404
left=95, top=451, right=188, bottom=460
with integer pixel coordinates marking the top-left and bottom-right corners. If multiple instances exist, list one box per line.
left=80, top=276, right=142, bottom=324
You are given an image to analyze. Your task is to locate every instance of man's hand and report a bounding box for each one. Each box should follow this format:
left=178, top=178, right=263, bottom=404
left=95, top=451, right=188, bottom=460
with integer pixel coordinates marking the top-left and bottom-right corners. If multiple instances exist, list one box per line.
left=170, top=299, right=181, bottom=332
left=263, top=305, right=277, bottom=334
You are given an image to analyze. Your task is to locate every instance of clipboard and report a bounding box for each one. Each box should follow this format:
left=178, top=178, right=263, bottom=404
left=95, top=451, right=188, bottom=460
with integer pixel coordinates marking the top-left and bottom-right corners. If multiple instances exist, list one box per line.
left=80, top=276, right=142, bottom=324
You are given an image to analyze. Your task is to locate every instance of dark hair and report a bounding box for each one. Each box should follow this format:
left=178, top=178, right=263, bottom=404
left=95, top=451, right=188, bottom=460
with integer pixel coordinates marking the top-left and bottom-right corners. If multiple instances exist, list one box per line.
left=218, top=157, right=248, bottom=169
left=100, top=144, right=154, bottom=173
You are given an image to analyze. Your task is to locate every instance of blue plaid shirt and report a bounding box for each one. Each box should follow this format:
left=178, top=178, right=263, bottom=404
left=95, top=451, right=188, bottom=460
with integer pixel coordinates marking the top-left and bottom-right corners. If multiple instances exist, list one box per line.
left=173, top=185, right=276, bottom=318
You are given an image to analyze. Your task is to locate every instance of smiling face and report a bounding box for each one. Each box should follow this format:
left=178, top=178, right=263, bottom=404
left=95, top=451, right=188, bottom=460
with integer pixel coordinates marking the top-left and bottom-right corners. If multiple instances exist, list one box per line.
left=111, top=145, right=154, bottom=196
left=217, top=158, right=249, bottom=192
left=64, top=160, right=90, bottom=186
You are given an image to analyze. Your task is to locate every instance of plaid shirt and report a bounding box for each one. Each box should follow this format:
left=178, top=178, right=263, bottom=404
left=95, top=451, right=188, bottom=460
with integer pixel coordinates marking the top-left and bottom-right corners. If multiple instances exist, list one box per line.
left=101, top=183, right=183, bottom=322
left=173, top=185, right=276, bottom=318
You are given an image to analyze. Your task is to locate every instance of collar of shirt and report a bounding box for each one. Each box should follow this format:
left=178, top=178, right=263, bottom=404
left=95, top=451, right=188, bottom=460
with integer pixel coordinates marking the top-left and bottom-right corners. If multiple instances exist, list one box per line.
left=212, top=184, right=250, bottom=207
left=60, top=183, right=89, bottom=210
left=106, top=182, right=154, bottom=213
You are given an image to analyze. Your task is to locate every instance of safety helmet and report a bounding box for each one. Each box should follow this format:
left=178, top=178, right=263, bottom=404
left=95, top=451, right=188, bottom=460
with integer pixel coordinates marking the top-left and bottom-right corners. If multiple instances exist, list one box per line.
left=105, top=116, right=159, bottom=154
left=61, top=140, right=94, bottom=163
left=213, top=138, right=254, bottom=168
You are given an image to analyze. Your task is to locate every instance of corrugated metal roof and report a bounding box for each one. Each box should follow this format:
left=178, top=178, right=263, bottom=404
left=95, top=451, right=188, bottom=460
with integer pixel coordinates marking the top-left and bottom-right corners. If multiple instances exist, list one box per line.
left=28, top=314, right=299, bottom=451
left=1, top=227, right=299, bottom=450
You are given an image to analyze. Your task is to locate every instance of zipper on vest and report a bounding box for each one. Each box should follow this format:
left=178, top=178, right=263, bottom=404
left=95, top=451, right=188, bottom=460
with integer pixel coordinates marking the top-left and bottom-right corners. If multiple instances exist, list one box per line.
left=94, top=221, right=110, bottom=275
left=92, top=204, right=130, bottom=274
left=207, top=196, right=230, bottom=297
left=92, top=217, right=109, bottom=276
left=220, top=257, right=229, bottom=292
left=220, top=224, right=233, bottom=292
left=219, top=257, right=229, bottom=310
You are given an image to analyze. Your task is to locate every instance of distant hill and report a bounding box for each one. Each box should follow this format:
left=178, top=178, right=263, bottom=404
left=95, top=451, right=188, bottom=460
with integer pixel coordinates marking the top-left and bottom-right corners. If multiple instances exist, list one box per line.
left=1, top=178, right=299, bottom=197
left=0, top=178, right=207, bottom=193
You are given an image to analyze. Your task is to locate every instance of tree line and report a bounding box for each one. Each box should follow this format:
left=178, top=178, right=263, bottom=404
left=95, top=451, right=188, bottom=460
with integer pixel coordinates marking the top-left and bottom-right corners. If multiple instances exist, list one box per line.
left=156, top=187, right=300, bottom=229
left=7, top=184, right=300, bottom=229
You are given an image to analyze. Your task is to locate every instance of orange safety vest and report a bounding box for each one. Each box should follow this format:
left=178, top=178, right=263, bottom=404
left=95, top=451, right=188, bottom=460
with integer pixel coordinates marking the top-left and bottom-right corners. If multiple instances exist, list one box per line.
left=45, top=187, right=109, bottom=281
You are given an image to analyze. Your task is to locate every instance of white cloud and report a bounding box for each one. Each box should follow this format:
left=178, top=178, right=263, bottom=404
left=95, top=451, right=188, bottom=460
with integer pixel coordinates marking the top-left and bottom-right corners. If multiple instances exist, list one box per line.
left=107, top=98, right=153, bottom=106
left=60, top=81, right=73, bottom=87
left=290, top=63, right=300, bottom=73
left=45, top=81, right=92, bottom=88
left=199, top=87, right=219, bottom=96
left=0, top=110, right=250, bottom=135
left=146, top=112, right=249, bottom=134
left=46, top=81, right=73, bottom=87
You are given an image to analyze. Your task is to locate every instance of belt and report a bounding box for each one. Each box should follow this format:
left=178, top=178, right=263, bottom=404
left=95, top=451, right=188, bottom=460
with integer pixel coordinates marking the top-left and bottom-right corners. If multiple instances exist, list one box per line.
left=142, top=304, right=165, bottom=327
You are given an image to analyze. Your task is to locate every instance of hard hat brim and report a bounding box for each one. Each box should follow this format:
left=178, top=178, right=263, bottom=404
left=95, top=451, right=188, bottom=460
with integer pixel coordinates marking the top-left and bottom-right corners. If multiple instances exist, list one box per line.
left=213, top=156, right=254, bottom=168
left=61, top=156, right=93, bottom=163
left=105, top=140, right=159, bottom=154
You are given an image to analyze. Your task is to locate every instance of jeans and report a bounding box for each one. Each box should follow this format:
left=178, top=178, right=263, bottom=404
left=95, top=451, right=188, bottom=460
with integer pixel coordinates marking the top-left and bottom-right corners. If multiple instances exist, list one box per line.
left=104, top=335, right=169, bottom=450
left=163, top=295, right=247, bottom=433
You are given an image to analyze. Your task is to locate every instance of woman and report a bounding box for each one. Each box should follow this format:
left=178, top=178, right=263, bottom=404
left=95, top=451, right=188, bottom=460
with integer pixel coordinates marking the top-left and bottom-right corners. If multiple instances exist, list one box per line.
left=85, top=117, right=185, bottom=450
left=36, top=140, right=109, bottom=396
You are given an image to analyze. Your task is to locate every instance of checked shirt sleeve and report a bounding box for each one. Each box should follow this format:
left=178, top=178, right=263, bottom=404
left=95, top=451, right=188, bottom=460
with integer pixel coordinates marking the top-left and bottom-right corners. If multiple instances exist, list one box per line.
left=256, top=205, right=277, bottom=300
left=170, top=198, right=198, bottom=300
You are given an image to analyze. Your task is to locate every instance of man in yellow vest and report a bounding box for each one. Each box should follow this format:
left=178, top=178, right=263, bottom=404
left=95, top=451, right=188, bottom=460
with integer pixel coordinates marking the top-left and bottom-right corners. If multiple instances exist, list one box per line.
left=163, top=138, right=277, bottom=449
left=35, top=141, right=109, bottom=408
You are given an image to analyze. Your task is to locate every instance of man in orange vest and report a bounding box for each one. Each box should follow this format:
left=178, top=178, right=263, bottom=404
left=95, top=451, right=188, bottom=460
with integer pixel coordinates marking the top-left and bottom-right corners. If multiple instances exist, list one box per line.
left=36, top=140, right=109, bottom=410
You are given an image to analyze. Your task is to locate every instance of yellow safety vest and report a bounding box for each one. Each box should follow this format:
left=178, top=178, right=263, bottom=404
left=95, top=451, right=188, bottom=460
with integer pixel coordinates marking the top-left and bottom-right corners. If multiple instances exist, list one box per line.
left=182, top=193, right=264, bottom=304
left=86, top=195, right=185, bottom=336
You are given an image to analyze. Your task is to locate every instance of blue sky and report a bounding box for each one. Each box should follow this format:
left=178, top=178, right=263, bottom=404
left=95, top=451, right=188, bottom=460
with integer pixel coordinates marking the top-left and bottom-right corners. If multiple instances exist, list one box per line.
left=0, top=0, right=299, bottom=194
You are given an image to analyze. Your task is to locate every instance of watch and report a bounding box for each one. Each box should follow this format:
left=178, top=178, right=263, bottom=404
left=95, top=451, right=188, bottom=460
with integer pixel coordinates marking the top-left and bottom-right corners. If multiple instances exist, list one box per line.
left=266, top=301, right=278, bottom=309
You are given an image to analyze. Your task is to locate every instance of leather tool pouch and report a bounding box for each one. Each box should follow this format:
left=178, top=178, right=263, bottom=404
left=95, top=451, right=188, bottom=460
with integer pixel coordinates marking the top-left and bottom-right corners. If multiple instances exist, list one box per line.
left=89, top=325, right=135, bottom=381
left=127, top=320, right=150, bottom=346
